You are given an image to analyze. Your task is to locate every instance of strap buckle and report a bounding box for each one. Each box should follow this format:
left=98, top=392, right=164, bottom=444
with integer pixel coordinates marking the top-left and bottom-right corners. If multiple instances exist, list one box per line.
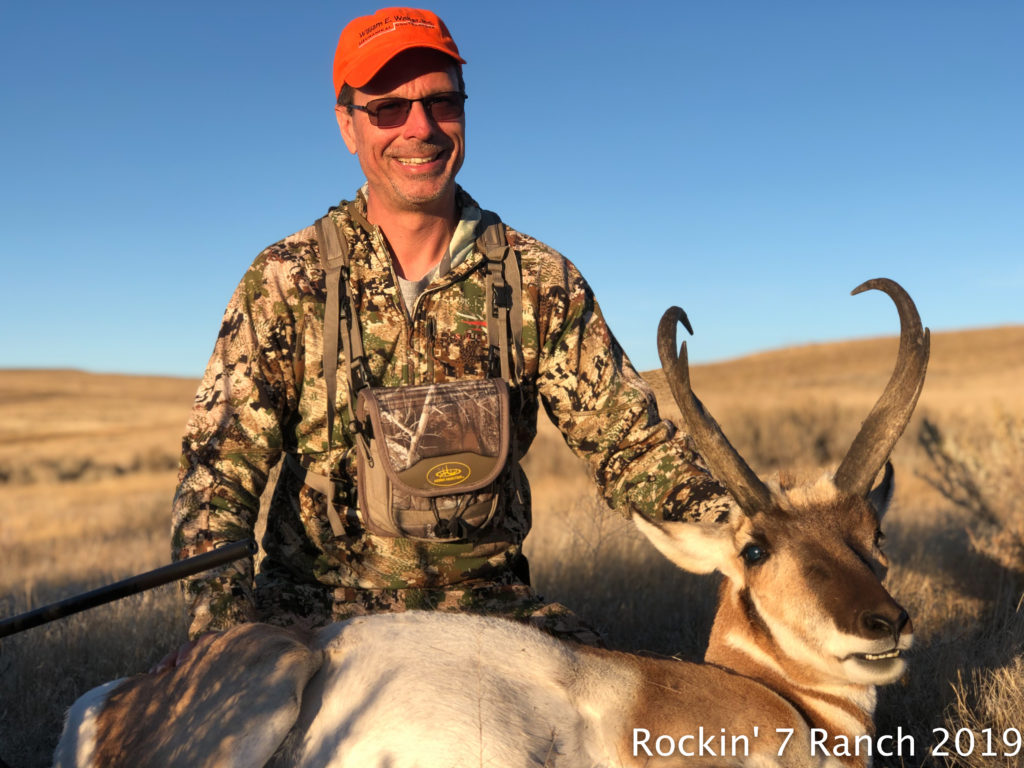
left=491, top=284, right=513, bottom=315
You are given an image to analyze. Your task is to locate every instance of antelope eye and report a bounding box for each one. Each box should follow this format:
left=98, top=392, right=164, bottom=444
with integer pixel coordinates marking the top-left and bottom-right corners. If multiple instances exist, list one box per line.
left=874, top=529, right=886, bottom=549
left=741, top=543, right=769, bottom=566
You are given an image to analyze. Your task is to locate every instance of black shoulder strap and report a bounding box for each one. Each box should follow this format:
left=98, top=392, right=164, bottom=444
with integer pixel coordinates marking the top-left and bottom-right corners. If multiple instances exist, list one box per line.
left=478, top=210, right=524, bottom=384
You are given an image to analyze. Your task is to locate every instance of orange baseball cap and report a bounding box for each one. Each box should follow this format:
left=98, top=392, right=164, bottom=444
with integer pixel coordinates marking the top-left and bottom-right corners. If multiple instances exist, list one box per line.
left=333, top=8, right=466, bottom=97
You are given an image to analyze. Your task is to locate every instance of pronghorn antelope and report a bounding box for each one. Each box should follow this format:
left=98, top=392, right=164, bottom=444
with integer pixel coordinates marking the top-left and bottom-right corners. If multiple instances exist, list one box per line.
left=54, top=278, right=928, bottom=768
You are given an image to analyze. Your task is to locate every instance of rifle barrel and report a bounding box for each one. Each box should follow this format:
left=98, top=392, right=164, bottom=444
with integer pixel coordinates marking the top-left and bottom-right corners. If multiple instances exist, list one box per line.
left=0, top=539, right=257, bottom=639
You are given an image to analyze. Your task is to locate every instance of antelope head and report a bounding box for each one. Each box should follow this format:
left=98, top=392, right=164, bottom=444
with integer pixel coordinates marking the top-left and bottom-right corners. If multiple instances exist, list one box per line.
left=637, top=278, right=929, bottom=694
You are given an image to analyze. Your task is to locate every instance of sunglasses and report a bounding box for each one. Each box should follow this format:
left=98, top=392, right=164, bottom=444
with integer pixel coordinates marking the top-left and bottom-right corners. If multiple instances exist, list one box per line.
left=348, top=92, right=468, bottom=128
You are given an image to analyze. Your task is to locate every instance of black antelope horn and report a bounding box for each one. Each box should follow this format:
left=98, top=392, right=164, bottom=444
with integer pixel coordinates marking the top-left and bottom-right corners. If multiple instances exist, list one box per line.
left=833, top=278, right=930, bottom=497
left=658, top=307, right=773, bottom=514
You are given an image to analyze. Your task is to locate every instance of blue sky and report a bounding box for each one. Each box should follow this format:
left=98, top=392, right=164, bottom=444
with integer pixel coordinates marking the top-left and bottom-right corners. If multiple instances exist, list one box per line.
left=2, top=1, right=1021, bottom=377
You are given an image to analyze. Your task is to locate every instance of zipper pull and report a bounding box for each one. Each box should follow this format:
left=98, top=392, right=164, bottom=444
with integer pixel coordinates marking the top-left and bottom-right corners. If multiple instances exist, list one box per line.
left=425, top=317, right=436, bottom=381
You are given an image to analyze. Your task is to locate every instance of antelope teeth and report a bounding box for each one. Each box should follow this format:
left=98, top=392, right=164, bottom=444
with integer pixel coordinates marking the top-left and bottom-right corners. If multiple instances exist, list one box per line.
left=858, top=649, right=901, bottom=661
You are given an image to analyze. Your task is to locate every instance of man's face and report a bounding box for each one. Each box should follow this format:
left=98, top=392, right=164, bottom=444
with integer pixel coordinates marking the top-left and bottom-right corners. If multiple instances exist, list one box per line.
left=336, top=49, right=465, bottom=219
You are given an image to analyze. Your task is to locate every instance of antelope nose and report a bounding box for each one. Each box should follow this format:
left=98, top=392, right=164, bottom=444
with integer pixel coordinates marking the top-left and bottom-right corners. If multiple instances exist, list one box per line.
left=860, top=609, right=910, bottom=641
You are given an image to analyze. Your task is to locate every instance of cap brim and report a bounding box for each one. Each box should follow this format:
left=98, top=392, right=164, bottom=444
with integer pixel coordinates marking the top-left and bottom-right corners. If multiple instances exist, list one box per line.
left=344, top=43, right=466, bottom=89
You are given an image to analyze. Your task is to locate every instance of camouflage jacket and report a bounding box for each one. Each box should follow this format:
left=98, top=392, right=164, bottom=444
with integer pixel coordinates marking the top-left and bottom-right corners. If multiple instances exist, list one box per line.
left=172, top=188, right=730, bottom=638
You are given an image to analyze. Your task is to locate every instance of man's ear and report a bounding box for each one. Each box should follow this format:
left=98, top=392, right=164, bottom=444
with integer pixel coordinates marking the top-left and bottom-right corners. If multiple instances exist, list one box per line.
left=335, top=105, right=358, bottom=155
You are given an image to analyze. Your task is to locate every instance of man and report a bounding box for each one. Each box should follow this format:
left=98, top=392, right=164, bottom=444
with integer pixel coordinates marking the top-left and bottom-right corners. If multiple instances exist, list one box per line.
left=171, top=7, right=732, bottom=646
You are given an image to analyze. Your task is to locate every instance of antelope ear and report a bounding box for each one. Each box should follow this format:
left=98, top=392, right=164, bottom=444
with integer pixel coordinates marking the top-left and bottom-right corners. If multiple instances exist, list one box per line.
left=632, top=515, right=742, bottom=582
left=867, top=461, right=895, bottom=521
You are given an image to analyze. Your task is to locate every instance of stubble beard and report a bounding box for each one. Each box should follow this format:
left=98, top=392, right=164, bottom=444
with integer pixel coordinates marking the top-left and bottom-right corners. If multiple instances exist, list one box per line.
left=382, top=141, right=461, bottom=213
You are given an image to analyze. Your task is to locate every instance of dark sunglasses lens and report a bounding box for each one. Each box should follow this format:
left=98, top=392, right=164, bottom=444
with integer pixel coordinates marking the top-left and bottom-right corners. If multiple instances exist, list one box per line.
left=368, top=99, right=412, bottom=128
left=427, top=95, right=465, bottom=122
left=362, top=94, right=465, bottom=127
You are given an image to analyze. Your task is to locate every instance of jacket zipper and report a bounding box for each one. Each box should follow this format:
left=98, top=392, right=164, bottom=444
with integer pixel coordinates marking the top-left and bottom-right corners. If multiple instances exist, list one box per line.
left=375, top=227, right=474, bottom=385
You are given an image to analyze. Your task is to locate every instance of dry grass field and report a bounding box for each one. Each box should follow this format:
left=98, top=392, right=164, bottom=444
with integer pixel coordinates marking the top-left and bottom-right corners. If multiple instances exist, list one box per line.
left=1, top=325, right=1022, bottom=767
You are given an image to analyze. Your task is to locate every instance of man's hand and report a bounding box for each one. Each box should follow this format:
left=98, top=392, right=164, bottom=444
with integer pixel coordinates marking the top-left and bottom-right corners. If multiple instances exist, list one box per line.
left=149, top=631, right=220, bottom=674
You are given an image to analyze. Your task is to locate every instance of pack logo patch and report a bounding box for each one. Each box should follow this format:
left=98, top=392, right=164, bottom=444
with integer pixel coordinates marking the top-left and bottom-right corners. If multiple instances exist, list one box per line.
left=427, top=462, right=471, bottom=487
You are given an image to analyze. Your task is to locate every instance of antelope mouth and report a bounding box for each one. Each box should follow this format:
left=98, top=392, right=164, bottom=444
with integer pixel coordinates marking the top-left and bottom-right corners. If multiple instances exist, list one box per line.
left=853, top=649, right=902, bottom=662
left=840, top=646, right=908, bottom=684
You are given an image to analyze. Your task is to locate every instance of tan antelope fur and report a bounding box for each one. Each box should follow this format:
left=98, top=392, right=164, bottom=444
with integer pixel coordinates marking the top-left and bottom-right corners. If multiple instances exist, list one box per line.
left=54, top=278, right=928, bottom=768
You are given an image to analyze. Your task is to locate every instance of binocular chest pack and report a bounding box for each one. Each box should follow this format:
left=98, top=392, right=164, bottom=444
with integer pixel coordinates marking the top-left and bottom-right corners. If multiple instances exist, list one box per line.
left=294, top=205, right=524, bottom=542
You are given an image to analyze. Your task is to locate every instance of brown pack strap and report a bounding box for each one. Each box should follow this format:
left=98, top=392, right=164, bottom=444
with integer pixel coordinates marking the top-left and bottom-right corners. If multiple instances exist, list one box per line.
left=284, top=452, right=331, bottom=495
left=478, top=213, right=524, bottom=384
left=477, top=213, right=527, bottom=511
left=317, top=205, right=370, bottom=411
left=313, top=212, right=367, bottom=537
left=283, top=453, right=345, bottom=535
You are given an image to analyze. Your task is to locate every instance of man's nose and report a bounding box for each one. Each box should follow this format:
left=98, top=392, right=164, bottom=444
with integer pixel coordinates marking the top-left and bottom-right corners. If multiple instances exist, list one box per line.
left=402, top=101, right=437, bottom=139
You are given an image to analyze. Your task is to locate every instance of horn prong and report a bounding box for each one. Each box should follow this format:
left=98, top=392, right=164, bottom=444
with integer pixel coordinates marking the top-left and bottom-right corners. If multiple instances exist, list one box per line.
left=658, top=308, right=773, bottom=514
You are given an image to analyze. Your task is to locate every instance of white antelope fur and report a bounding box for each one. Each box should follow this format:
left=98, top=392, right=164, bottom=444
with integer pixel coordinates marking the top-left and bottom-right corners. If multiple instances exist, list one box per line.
left=56, top=608, right=857, bottom=768
left=279, top=612, right=637, bottom=767
left=51, top=679, right=125, bottom=768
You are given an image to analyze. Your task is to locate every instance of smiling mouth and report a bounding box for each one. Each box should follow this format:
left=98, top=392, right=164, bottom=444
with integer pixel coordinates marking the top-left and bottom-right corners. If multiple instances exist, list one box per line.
left=395, top=152, right=443, bottom=166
